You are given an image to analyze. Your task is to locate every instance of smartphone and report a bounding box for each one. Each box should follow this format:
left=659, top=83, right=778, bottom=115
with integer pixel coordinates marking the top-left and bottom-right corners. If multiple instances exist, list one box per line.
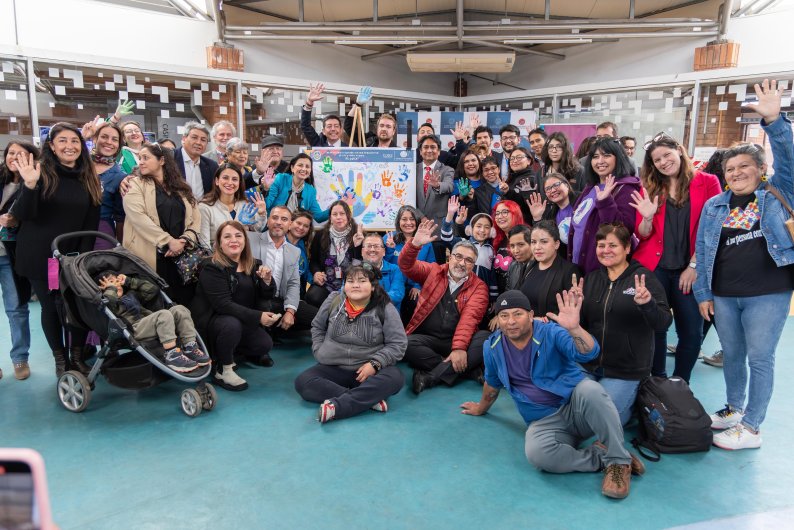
left=0, top=448, right=55, bottom=530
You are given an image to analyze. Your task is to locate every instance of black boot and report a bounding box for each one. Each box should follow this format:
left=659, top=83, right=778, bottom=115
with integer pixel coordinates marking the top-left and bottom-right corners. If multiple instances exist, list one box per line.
left=53, top=349, right=69, bottom=378
left=69, top=346, right=91, bottom=376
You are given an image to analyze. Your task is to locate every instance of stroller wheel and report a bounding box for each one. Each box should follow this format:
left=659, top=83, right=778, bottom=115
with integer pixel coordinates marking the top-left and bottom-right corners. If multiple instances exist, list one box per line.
left=180, top=388, right=202, bottom=418
left=198, top=383, right=218, bottom=411
left=57, top=371, right=92, bottom=413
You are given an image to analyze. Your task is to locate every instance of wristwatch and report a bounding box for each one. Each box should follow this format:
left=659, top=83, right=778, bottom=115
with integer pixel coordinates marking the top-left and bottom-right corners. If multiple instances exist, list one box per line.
left=689, top=262, right=697, bottom=269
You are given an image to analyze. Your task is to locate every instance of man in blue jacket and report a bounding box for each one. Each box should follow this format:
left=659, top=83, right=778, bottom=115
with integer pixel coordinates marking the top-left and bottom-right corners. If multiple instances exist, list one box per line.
left=461, top=290, right=645, bottom=499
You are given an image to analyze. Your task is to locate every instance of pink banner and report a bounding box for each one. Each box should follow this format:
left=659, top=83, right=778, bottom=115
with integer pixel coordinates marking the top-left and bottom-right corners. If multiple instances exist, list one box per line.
left=543, top=123, right=597, bottom=152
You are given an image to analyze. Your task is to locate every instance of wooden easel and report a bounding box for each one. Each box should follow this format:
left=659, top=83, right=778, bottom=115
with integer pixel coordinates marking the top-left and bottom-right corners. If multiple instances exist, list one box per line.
left=349, top=105, right=367, bottom=147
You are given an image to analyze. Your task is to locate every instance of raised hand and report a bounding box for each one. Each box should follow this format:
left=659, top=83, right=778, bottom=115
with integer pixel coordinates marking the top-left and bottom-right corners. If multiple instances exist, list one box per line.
left=238, top=202, right=259, bottom=226
left=527, top=192, right=547, bottom=221
left=746, top=79, right=781, bottom=124
left=15, top=152, right=40, bottom=189
left=469, top=113, right=481, bottom=130
left=115, top=99, right=135, bottom=117
left=80, top=115, right=102, bottom=140
left=428, top=170, right=442, bottom=190
left=248, top=190, right=267, bottom=215
left=455, top=205, right=468, bottom=225
left=595, top=175, right=617, bottom=201
left=307, top=82, right=325, bottom=106
left=629, top=187, right=659, bottom=220
left=569, top=273, right=584, bottom=301
left=356, top=86, right=373, bottom=105
left=457, top=178, right=471, bottom=198
left=385, top=231, right=396, bottom=249
left=352, top=224, right=365, bottom=247
left=546, top=290, right=582, bottom=332
left=446, top=195, right=460, bottom=220
left=451, top=121, right=467, bottom=141
left=412, top=218, right=439, bottom=247
left=633, top=274, right=652, bottom=305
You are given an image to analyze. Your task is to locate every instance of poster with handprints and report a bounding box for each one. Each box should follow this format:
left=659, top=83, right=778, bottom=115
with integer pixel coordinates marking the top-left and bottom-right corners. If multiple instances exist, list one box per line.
left=309, top=147, right=417, bottom=230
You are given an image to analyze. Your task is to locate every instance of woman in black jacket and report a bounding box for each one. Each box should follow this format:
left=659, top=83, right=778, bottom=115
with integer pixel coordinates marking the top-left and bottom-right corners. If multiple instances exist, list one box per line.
left=518, top=221, right=581, bottom=316
left=306, top=200, right=363, bottom=308
left=0, top=141, right=37, bottom=381
left=579, top=222, right=672, bottom=425
left=502, top=146, right=543, bottom=223
left=12, top=123, right=102, bottom=377
left=541, top=132, right=585, bottom=191
left=192, top=220, right=281, bottom=391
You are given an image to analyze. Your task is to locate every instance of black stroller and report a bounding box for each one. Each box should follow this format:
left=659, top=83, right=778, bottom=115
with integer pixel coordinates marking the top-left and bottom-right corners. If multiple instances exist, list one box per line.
left=52, top=231, right=217, bottom=417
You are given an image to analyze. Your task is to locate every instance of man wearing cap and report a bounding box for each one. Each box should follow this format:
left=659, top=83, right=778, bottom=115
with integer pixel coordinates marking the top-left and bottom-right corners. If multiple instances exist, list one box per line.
left=461, top=290, right=645, bottom=500
left=399, top=219, right=489, bottom=394
left=247, top=135, right=290, bottom=189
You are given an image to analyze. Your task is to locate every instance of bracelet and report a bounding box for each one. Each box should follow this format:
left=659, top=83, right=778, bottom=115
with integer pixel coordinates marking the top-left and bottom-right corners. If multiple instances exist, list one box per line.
left=369, top=359, right=382, bottom=372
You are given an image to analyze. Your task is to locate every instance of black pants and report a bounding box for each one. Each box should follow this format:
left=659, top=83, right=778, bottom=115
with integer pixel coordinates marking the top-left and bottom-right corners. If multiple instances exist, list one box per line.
left=259, top=297, right=317, bottom=332
left=306, top=284, right=332, bottom=309
left=400, top=295, right=418, bottom=327
left=404, top=332, right=485, bottom=385
left=156, top=255, right=196, bottom=307
left=29, top=279, right=87, bottom=352
left=294, top=364, right=404, bottom=419
left=207, top=314, right=273, bottom=365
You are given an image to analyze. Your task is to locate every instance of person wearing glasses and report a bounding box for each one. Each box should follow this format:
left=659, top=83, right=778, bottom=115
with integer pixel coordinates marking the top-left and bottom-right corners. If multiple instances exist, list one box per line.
left=466, top=155, right=503, bottom=219
left=541, top=132, right=585, bottom=192
left=695, top=80, right=794, bottom=450
left=206, top=121, right=236, bottom=164
left=119, top=120, right=146, bottom=174
left=630, top=132, right=721, bottom=384
left=491, top=199, right=525, bottom=292
left=504, top=146, right=544, bottom=224
left=361, top=232, right=405, bottom=310
left=399, top=219, right=489, bottom=395
left=526, top=171, right=579, bottom=258
left=223, top=137, right=255, bottom=186
left=568, top=137, right=640, bottom=274
left=498, top=124, right=522, bottom=178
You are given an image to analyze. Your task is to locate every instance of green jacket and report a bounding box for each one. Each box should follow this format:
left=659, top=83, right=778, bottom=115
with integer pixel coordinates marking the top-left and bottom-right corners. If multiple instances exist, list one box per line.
left=102, top=276, right=159, bottom=325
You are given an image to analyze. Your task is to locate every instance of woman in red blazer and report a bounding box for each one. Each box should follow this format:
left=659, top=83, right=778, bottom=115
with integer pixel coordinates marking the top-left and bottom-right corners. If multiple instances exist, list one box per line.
left=630, top=133, right=721, bottom=382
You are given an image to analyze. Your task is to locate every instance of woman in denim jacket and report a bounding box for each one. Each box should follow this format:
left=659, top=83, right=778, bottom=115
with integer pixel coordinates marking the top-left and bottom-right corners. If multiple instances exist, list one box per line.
left=694, top=80, right=794, bottom=451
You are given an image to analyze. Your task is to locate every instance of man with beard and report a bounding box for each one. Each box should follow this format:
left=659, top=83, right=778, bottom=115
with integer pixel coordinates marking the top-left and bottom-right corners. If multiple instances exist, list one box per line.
left=498, top=124, right=521, bottom=178
left=398, top=219, right=489, bottom=395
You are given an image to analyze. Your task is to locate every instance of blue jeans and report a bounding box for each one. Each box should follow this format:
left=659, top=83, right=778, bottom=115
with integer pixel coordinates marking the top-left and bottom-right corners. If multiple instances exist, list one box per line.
left=652, top=267, right=704, bottom=382
left=713, top=291, right=791, bottom=431
left=583, top=370, right=640, bottom=426
left=0, top=254, right=30, bottom=363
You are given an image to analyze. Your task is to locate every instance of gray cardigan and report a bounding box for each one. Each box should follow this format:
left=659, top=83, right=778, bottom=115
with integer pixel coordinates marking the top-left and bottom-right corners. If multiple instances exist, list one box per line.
left=311, top=293, right=407, bottom=370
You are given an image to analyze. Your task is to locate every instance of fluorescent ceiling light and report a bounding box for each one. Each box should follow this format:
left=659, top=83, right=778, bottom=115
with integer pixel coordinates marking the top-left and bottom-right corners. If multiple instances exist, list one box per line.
left=503, top=38, right=593, bottom=44
left=334, top=40, right=418, bottom=45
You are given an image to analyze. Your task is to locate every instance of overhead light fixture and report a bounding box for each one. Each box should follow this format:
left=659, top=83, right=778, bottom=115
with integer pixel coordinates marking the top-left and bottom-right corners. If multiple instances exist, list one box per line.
left=334, top=39, right=418, bottom=45
left=503, top=38, right=593, bottom=44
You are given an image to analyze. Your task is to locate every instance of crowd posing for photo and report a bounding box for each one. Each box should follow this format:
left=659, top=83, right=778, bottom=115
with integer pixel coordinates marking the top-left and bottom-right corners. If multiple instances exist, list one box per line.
left=1, top=79, right=791, bottom=501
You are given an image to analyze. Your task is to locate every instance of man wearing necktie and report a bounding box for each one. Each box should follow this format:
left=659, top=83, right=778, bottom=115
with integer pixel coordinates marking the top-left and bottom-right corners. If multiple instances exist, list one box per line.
left=415, top=135, right=455, bottom=264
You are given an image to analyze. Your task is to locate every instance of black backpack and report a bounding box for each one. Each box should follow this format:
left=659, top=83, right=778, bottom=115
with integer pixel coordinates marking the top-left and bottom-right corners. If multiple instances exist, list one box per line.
left=631, top=376, right=713, bottom=461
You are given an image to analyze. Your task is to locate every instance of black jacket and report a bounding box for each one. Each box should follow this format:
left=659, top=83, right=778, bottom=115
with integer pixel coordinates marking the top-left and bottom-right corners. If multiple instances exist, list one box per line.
left=507, top=256, right=581, bottom=316
left=11, top=164, right=100, bottom=281
left=173, top=148, right=219, bottom=196
left=0, top=180, right=31, bottom=305
left=191, top=259, right=274, bottom=334
left=504, top=165, right=544, bottom=224
left=580, top=261, right=672, bottom=380
left=300, top=108, right=349, bottom=148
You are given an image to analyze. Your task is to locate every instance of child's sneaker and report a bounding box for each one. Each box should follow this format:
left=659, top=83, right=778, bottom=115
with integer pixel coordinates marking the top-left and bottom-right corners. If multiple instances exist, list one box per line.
left=165, top=348, right=198, bottom=373
left=183, top=341, right=211, bottom=366
left=711, top=405, right=744, bottom=430
left=371, top=400, right=388, bottom=413
left=318, top=400, right=336, bottom=423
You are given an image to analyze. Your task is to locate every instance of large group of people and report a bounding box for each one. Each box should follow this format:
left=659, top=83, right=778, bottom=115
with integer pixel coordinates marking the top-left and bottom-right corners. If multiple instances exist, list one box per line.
left=0, top=79, right=791, bottom=500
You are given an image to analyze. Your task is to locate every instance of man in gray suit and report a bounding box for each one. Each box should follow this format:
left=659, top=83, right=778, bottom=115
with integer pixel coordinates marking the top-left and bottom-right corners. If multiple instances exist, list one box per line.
left=247, top=205, right=317, bottom=334
left=416, top=135, right=455, bottom=264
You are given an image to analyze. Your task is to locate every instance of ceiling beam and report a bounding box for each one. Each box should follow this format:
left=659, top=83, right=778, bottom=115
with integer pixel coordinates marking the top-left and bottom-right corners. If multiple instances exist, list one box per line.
left=360, top=41, right=450, bottom=61
left=466, top=39, right=565, bottom=60
left=224, top=3, right=298, bottom=21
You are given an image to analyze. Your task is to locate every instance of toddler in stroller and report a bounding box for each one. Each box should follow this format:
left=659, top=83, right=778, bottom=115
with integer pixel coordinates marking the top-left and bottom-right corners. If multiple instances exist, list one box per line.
left=97, top=271, right=210, bottom=373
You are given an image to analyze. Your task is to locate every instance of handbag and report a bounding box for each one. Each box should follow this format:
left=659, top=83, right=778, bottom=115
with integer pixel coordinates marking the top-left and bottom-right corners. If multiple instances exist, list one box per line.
left=764, top=183, right=794, bottom=243
left=173, top=229, right=212, bottom=285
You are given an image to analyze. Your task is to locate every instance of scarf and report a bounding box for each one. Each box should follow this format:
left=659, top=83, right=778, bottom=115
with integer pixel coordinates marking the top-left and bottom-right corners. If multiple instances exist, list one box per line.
left=91, top=151, right=116, bottom=166
left=286, top=180, right=304, bottom=212
left=329, top=225, right=351, bottom=260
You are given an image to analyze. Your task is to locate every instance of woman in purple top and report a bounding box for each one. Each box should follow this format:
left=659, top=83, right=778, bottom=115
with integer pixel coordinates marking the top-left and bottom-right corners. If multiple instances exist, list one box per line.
left=568, top=137, right=640, bottom=274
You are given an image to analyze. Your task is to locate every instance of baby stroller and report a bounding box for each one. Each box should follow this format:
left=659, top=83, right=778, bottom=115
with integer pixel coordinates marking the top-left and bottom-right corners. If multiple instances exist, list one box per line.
left=51, top=231, right=217, bottom=417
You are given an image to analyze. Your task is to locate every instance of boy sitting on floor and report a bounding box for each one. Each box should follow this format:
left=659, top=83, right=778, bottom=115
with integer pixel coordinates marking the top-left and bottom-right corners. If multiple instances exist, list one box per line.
left=98, top=272, right=210, bottom=373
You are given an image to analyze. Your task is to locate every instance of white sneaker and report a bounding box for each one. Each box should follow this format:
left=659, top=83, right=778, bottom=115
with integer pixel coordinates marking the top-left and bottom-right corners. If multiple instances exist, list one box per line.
left=711, top=405, right=744, bottom=430
left=713, top=423, right=762, bottom=450
left=371, top=400, right=388, bottom=413
left=214, top=364, right=248, bottom=391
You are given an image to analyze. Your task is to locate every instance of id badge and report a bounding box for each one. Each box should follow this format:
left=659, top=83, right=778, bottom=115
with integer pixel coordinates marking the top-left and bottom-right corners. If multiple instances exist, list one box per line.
left=334, top=266, right=342, bottom=279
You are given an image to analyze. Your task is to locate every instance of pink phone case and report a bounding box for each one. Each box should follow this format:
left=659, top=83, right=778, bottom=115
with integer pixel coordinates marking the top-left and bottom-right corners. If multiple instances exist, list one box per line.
left=0, top=448, right=55, bottom=529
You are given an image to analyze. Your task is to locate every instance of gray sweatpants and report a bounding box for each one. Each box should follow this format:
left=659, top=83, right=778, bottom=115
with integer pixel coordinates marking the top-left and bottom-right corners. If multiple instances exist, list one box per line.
left=524, top=378, right=631, bottom=473
left=131, top=305, right=196, bottom=346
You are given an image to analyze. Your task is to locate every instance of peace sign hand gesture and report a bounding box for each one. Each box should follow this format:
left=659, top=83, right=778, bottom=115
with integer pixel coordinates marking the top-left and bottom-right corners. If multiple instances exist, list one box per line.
left=16, top=152, right=40, bottom=189
left=633, top=274, right=652, bottom=305
left=352, top=224, right=365, bottom=247
left=595, top=175, right=617, bottom=201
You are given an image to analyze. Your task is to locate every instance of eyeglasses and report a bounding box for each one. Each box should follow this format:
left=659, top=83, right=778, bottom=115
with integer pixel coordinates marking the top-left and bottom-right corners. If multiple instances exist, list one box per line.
left=124, top=128, right=142, bottom=135
left=509, top=155, right=527, bottom=162
left=451, top=252, right=476, bottom=266
left=643, top=131, right=677, bottom=150
left=544, top=181, right=565, bottom=193
left=483, top=166, right=499, bottom=173
left=363, top=244, right=384, bottom=250
left=501, top=135, right=518, bottom=141
left=494, top=210, right=511, bottom=218
left=547, top=145, right=562, bottom=152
